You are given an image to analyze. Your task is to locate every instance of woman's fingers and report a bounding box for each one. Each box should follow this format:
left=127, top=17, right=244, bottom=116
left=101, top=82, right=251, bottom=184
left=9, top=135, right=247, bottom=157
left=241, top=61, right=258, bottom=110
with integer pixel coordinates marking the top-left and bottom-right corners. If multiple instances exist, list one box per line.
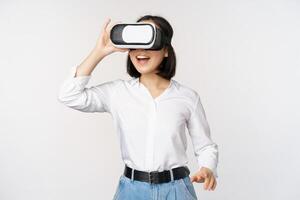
left=106, top=20, right=121, bottom=35
left=212, top=179, right=217, bottom=190
left=208, top=176, right=215, bottom=190
left=101, top=18, right=111, bottom=34
left=203, top=174, right=210, bottom=190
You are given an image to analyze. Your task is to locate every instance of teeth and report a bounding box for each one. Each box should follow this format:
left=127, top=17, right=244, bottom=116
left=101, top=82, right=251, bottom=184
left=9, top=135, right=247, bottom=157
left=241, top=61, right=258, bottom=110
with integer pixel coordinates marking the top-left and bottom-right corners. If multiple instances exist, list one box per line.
left=137, top=55, right=150, bottom=59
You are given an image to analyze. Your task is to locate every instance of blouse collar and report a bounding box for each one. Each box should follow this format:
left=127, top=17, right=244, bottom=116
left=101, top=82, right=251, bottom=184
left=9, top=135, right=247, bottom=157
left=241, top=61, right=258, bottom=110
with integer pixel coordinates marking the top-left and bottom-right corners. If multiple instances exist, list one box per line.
left=129, top=77, right=179, bottom=90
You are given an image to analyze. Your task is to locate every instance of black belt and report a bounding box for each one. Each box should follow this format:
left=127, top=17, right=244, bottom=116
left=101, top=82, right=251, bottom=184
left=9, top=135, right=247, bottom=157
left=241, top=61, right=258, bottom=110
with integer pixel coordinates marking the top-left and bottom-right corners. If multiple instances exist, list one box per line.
left=123, top=165, right=190, bottom=184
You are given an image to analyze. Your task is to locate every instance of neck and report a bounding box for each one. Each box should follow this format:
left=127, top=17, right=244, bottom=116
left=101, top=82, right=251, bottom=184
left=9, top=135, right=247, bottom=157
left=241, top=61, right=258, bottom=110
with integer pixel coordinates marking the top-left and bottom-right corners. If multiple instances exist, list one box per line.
left=139, top=73, right=170, bottom=89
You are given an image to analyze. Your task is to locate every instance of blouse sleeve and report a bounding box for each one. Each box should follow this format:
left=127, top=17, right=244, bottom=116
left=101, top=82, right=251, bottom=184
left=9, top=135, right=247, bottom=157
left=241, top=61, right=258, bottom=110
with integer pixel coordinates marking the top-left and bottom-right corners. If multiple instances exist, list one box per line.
left=57, top=66, right=118, bottom=113
left=186, top=93, right=219, bottom=178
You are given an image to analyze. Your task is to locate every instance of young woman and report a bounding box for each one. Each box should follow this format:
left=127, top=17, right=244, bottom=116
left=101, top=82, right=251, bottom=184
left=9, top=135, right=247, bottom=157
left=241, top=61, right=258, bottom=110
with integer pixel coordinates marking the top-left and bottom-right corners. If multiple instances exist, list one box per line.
left=58, top=15, right=219, bottom=200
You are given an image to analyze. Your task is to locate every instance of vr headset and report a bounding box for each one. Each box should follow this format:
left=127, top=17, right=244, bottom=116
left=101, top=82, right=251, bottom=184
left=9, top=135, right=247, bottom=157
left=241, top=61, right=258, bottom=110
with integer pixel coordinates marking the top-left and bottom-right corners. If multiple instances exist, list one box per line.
left=110, top=22, right=168, bottom=50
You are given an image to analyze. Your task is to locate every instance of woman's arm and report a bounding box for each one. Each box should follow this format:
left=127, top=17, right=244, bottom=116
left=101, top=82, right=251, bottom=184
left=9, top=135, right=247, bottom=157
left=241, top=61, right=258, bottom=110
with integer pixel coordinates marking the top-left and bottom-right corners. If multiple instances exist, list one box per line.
left=187, top=93, right=219, bottom=190
left=75, top=18, right=128, bottom=77
left=57, top=18, right=128, bottom=113
left=187, top=94, right=219, bottom=178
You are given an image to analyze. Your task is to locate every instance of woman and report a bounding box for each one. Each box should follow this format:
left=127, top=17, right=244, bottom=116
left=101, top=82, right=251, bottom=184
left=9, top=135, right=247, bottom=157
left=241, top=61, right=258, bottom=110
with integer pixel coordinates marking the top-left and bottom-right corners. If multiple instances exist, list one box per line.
left=58, top=15, right=219, bottom=200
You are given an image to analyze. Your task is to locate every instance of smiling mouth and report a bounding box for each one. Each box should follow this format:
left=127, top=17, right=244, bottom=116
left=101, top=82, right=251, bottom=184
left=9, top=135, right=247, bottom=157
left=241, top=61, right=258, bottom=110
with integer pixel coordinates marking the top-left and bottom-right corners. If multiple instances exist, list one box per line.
left=136, top=55, right=151, bottom=65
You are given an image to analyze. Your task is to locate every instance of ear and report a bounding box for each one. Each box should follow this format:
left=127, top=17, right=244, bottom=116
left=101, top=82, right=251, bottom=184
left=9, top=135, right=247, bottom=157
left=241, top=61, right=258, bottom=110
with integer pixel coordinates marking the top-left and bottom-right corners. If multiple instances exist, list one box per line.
left=164, top=48, right=168, bottom=57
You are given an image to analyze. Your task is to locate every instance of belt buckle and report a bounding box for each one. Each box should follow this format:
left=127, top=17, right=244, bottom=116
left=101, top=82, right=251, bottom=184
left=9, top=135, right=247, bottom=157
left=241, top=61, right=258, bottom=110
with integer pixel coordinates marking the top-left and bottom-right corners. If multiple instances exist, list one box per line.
left=149, top=170, right=159, bottom=184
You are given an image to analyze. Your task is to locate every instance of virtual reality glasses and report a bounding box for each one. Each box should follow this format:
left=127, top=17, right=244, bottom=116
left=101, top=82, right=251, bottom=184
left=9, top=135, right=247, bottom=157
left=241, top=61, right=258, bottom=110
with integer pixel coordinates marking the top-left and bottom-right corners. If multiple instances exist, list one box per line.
left=110, top=22, right=168, bottom=50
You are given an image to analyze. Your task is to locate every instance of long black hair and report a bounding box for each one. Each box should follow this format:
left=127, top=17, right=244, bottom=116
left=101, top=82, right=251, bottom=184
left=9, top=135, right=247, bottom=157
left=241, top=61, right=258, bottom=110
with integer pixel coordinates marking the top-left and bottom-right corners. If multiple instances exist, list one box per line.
left=126, top=15, right=176, bottom=80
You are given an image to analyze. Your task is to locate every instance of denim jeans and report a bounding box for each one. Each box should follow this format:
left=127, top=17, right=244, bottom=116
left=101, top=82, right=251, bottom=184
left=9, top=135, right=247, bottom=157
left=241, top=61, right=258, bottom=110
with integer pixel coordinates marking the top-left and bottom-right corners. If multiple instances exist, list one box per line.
left=112, top=174, right=198, bottom=200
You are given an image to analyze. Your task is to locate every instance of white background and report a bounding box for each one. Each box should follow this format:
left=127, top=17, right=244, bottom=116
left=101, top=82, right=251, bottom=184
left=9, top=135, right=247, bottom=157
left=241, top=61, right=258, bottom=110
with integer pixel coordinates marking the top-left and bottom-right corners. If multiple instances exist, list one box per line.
left=1, top=0, right=299, bottom=199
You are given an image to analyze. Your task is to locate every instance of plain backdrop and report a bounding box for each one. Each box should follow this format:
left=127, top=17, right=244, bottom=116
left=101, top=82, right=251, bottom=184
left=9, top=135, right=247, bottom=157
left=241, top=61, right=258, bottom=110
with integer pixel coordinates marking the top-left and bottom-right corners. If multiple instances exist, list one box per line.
left=1, top=0, right=299, bottom=200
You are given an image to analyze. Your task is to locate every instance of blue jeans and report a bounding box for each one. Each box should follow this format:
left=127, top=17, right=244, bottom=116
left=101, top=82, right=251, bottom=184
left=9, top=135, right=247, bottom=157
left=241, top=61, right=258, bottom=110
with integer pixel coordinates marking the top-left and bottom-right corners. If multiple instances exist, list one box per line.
left=112, top=174, right=198, bottom=200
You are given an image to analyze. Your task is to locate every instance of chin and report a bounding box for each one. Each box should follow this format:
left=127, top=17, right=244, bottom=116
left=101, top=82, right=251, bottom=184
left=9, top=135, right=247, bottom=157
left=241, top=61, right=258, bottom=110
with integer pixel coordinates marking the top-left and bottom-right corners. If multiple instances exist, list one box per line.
left=134, top=63, right=157, bottom=74
left=136, top=68, right=155, bottom=75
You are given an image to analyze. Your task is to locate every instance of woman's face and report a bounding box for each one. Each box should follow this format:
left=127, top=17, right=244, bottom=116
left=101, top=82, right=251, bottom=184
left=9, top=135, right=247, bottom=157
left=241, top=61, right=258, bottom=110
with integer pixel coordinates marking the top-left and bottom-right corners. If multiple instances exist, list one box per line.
left=128, top=20, right=168, bottom=75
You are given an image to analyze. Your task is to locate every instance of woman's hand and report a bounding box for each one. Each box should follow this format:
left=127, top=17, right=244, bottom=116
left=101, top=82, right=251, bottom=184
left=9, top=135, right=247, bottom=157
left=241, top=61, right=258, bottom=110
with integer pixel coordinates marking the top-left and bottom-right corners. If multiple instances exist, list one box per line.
left=190, top=166, right=217, bottom=191
left=93, top=18, right=129, bottom=57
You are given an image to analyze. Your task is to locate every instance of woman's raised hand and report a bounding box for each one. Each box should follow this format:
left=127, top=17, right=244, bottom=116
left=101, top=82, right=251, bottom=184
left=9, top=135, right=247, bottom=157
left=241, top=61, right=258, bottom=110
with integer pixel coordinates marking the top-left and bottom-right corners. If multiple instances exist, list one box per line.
left=93, top=18, right=129, bottom=57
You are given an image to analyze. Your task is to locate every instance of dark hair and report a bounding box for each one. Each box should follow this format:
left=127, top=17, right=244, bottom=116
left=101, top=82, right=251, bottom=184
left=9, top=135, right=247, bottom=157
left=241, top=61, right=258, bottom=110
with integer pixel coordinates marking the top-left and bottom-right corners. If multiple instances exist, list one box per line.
left=126, top=15, right=176, bottom=80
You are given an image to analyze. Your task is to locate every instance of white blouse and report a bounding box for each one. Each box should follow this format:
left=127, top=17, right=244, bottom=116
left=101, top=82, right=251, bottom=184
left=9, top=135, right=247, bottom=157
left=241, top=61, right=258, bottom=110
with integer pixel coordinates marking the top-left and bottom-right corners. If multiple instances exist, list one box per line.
left=58, top=66, right=219, bottom=178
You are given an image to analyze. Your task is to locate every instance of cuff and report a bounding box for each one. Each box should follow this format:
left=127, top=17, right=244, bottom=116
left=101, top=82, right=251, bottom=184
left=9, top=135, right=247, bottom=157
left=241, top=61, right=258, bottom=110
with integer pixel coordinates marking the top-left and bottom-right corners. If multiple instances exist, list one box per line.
left=197, top=157, right=218, bottom=178
left=68, top=66, right=91, bottom=89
